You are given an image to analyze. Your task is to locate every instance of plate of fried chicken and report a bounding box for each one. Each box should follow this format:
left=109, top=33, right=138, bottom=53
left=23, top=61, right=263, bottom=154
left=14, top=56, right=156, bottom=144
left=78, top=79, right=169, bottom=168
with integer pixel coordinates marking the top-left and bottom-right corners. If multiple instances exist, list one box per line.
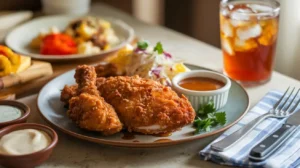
left=37, top=63, right=249, bottom=147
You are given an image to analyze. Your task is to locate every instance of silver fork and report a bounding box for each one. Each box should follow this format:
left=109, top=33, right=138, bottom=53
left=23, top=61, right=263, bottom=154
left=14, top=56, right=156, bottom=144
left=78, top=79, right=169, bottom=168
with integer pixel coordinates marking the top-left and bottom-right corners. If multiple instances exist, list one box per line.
left=211, top=87, right=300, bottom=152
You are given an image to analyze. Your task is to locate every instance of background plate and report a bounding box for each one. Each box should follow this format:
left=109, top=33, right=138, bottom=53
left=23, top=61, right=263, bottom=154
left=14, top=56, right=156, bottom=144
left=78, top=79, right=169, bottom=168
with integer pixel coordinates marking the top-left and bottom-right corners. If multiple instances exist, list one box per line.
left=37, top=64, right=250, bottom=147
left=6, top=15, right=134, bottom=61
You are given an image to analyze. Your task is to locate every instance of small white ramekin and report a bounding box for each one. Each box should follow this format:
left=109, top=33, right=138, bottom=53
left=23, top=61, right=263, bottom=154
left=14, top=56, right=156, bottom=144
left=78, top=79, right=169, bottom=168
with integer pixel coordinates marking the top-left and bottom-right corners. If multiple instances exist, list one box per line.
left=172, top=70, right=231, bottom=110
left=42, top=0, right=91, bottom=15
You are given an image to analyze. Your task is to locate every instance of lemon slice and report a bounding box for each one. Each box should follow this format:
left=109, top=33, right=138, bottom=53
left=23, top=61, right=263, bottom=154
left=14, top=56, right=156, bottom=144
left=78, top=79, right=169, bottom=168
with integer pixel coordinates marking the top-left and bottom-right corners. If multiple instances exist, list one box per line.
left=173, top=63, right=189, bottom=73
left=109, top=45, right=133, bottom=70
left=165, top=63, right=190, bottom=80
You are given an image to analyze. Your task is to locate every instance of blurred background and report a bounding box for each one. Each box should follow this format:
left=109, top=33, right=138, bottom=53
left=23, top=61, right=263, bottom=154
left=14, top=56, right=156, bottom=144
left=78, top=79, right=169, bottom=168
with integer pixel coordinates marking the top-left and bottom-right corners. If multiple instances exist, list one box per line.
left=1, top=0, right=300, bottom=81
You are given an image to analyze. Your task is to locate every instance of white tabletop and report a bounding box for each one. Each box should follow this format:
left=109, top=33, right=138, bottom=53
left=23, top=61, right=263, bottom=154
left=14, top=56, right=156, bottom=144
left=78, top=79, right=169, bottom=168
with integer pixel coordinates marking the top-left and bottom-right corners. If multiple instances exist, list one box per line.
left=12, top=3, right=300, bottom=168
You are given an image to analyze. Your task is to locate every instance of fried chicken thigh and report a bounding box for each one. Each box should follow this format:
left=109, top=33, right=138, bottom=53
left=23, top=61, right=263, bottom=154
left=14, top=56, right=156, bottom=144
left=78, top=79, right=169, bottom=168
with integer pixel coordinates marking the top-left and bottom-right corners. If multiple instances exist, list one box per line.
left=96, top=76, right=195, bottom=134
left=67, top=65, right=122, bottom=135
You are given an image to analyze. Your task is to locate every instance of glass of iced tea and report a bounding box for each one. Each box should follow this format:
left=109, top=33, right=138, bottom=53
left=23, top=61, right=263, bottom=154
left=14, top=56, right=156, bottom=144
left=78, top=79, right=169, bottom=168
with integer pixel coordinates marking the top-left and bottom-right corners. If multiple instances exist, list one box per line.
left=220, top=0, right=280, bottom=85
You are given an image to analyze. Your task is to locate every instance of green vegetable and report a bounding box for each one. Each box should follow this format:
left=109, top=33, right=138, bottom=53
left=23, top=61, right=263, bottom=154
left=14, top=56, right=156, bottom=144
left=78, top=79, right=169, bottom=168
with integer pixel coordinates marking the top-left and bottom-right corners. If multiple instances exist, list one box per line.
left=137, top=41, right=149, bottom=50
left=197, top=101, right=215, bottom=117
left=215, top=112, right=226, bottom=125
left=153, top=42, right=164, bottom=54
left=193, top=101, right=227, bottom=134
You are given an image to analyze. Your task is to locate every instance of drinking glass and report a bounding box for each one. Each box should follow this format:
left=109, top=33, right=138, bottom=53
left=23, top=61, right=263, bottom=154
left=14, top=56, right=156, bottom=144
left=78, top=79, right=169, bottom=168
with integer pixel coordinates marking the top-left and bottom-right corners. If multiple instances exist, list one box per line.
left=220, top=0, right=280, bottom=85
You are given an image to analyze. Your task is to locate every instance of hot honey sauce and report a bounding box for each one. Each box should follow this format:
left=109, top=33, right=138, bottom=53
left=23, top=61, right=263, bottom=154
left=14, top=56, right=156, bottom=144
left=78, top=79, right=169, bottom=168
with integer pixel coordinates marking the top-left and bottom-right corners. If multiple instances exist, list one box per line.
left=178, top=77, right=225, bottom=91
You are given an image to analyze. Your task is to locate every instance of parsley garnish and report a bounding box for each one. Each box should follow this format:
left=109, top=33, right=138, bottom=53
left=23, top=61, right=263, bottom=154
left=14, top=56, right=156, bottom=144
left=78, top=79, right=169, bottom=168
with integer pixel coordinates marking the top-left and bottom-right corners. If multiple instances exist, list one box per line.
left=137, top=41, right=149, bottom=50
left=153, top=42, right=164, bottom=54
left=193, top=101, right=227, bottom=134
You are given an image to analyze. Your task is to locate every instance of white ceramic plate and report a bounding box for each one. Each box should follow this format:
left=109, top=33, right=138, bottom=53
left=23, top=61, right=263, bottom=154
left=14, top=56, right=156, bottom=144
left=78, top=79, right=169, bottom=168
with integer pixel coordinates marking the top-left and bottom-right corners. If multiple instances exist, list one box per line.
left=37, top=64, right=250, bottom=147
left=5, top=15, right=134, bottom=61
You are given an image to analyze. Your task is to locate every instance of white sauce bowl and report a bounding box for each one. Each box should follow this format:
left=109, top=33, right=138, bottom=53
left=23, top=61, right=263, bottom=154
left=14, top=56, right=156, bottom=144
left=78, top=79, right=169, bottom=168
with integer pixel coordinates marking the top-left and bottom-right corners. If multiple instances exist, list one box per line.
left=172, top=70, right=231, bottom=110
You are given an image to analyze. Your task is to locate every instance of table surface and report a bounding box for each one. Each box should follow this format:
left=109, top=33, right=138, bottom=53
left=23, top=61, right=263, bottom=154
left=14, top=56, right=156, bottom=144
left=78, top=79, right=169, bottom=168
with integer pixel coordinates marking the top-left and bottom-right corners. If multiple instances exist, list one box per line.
left=7, top=3, right=300, bottom=168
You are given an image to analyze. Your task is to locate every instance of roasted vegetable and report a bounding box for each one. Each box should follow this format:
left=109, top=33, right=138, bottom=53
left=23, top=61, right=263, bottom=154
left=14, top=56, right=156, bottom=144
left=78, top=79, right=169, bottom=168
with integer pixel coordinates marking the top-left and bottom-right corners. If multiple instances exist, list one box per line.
left=0, top=56, right=12, bottom=77
left=0, top=45, right=21, bottom=73
left=40, top=34, right=77, bottom=55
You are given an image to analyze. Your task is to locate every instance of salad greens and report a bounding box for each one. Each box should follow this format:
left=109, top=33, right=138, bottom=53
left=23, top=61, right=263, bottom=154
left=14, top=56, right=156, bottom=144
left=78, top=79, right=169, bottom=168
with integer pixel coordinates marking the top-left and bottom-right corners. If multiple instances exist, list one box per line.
left=137, top=41, right=149, bottom=50
left=137, top=41, right=164, bottom=54
left=193, top=101, right=227, bottom=134
left=153, top=42, right=164, bottom=54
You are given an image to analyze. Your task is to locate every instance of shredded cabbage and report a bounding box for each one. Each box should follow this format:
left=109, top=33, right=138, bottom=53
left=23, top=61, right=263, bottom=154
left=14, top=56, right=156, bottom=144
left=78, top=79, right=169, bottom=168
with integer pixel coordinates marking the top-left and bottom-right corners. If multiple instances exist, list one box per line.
left=110, top=41, right=190, bottom=86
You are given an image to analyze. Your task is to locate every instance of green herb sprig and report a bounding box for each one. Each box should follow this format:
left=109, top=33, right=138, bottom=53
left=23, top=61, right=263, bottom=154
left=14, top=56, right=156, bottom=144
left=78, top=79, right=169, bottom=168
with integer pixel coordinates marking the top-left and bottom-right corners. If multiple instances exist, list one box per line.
left=137, top=41, right=149, bottom=50
left=193, top=101, right=226, bottom=134
left=153, top=42, right=164, bottom=54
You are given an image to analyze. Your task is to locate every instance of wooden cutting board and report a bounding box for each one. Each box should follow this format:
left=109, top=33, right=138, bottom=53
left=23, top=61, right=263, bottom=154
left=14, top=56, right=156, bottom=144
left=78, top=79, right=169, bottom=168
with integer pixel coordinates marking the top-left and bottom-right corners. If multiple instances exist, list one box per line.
left=0, top=60, right=52, bottom=98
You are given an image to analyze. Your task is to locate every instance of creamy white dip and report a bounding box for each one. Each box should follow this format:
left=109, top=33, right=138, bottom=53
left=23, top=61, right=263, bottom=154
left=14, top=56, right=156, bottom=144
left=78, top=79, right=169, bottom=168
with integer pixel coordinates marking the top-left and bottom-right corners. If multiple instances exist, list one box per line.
left=0, top=129, right=51, bottom=155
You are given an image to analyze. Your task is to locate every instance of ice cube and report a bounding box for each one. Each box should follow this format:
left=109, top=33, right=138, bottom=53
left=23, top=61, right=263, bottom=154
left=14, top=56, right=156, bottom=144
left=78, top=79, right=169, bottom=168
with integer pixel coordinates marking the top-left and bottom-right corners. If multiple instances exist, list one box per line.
left=234, top=38, right=245, bottom=47
left=230, top=8, right=253, bottom=21
left=229, top=7, right=256, bottom=27
left=234, top=38, right=258, bottom=51
left=222, top=38, right=234, bottom=55
left=221, top=21, right=233, bottom=37
left=230, top=20, right=250, bottom=27
left=247, top=4, right=273, bottom=13
left=237, top=24, right=262, bottom=40
left=221, top=8, right=230, bottom=17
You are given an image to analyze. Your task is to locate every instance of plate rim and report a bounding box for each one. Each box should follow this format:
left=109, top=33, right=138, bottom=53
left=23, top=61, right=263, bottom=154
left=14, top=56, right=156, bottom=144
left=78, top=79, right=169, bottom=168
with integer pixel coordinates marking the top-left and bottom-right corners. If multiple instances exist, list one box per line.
left=5, top=15, right=135, bottom=61
left=36, top=64, right=250, bottom=147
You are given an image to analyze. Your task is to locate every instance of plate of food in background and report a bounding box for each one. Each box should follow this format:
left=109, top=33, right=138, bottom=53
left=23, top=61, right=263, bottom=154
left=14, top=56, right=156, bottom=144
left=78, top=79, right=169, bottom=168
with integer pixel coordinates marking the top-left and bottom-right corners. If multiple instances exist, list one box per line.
left=5, top=15, right=134, bottom=61
left=37, top=41, right=250, bottom=147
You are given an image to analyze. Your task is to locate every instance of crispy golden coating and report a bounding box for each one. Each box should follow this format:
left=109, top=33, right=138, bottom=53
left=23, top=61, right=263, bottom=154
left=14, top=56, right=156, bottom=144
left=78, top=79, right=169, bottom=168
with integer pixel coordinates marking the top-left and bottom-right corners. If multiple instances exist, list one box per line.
left=67, top=65, right=122, bottom=135
left=94, top=63, right=121, bottom=78
left=96, top=76, right=195, bottom=134
left=61, top=63, right=120, bottom=105
left=61, top=84, right=78, bottom=105
left=74, top=64, right=99, bottom=96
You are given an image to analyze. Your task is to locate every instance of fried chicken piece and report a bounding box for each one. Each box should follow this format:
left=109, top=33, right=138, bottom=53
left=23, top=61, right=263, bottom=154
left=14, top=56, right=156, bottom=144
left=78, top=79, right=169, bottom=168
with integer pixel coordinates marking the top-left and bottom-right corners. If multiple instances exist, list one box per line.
left=67, top=65, right=122, bottom=135
left=60, top=63, right=121, bottom=105
left=94, top=63, right=121, bottom=77
left=96, top=76, right=195, bottom=134
left=61, top=84, right=78, bottom=105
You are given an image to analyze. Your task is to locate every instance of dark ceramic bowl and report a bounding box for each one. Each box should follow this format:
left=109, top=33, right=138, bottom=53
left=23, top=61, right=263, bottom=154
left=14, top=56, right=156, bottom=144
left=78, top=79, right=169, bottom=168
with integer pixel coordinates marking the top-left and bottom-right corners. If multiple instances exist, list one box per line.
left=0, top=123, right=58, bottom=168
left=0, top=100, right=30, bottom=128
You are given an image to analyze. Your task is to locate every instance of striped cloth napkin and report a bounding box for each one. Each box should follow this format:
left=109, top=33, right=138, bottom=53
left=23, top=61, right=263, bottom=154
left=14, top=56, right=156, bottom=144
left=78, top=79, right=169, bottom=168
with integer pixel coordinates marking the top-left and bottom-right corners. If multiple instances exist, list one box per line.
left=200, top=90, right=300, bottom=168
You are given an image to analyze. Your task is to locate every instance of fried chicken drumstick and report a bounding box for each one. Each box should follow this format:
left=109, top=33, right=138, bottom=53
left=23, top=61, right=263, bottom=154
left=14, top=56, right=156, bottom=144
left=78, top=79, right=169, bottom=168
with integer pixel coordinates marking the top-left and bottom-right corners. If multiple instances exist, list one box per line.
left=61, top=63, right=119, bottom=105
left=67, top=65, right=122, bottom=135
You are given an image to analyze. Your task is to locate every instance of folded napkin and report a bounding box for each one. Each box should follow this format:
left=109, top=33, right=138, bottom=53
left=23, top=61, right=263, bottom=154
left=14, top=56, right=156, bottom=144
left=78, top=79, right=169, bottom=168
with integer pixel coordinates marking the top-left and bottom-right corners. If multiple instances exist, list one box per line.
left=200, top=90, right=300, bottom=168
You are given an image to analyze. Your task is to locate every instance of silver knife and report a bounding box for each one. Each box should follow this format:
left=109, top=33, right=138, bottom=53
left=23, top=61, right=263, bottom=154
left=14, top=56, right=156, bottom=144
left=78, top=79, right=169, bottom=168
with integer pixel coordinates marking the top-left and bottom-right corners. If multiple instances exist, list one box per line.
left=249, top=111, right=300, bottom=162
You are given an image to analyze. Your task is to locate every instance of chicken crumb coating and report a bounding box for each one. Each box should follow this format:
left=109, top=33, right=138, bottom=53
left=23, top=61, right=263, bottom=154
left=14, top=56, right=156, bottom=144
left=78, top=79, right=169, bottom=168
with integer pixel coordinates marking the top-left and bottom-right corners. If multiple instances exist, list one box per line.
left=96, top=75, right=195, bottom=134
left=67, top=65, right=122, bottom=135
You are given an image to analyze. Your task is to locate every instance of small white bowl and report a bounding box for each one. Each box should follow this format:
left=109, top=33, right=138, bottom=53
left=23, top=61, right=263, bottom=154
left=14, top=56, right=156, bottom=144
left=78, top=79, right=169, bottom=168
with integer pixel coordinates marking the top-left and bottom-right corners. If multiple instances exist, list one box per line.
left=172, top=70, right=231, bottom=110
left=42, top=0, right=91, bottom=15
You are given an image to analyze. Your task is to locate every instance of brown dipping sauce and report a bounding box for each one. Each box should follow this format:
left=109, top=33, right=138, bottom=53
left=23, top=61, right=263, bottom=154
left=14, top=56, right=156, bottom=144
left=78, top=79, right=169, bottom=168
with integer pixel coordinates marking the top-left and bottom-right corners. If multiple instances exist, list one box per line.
left=179, top=77, right=225, bottom=91
left=154, top=132, right=172, bottom=137
left=122, top=132, right=135, bottom=140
